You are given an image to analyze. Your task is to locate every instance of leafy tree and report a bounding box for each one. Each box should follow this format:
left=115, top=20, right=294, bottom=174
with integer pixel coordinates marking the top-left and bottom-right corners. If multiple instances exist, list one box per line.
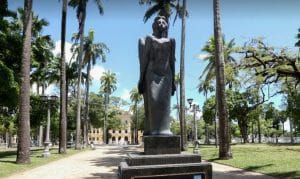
left=285, top=88, right=300, bottom=143
left=88, top=93, right=123, bottom=131
left=0, top=61, right=19, bottom=109
left=170, top=119, right=180, bottom=135
left=202, top=95, right=216, bottom=144
left=240, top=38, right=300, bottom=88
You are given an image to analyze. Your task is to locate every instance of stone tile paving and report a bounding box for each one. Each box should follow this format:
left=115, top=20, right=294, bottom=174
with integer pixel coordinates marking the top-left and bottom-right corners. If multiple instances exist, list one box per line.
left=5, top=145, right=276, bottom=179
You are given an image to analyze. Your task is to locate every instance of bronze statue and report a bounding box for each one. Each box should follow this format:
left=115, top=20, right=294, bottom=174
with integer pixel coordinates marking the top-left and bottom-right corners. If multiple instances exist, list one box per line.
left=138, top=16, right=176, bottom=135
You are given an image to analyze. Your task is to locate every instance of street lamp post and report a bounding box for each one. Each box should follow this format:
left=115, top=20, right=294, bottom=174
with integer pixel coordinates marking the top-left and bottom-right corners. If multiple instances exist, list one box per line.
left=187, top=98, right=201, bottom=154
left=41, top=95, right=58, bottom=157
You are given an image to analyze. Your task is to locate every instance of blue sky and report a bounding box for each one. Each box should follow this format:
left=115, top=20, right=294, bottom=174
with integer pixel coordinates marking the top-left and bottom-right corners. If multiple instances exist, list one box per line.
left=8, top=0, right=300, bottom=113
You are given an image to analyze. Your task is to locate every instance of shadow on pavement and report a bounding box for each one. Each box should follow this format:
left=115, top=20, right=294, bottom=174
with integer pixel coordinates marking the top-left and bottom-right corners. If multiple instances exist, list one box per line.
left=267, top=171, right=299, bottom=179
left=213, top=171, right=276, bottom=179
left=243, top=164, right=273, bottom=171
left=89, top=156, right=124, bottom=167
left=84, top=171, right=117, bottom=179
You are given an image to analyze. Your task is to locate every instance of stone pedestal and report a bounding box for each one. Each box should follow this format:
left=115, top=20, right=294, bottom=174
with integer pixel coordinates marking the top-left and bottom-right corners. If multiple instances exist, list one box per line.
left=119, top=153, right=212, bottom=179
left=118, top=135, right=212, bottom=179
left=144, top=135, right=181, bottom=155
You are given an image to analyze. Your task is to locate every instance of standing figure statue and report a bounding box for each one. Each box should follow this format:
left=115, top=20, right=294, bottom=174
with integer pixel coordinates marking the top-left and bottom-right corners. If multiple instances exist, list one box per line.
left=138, top=16, right=176, bottom=136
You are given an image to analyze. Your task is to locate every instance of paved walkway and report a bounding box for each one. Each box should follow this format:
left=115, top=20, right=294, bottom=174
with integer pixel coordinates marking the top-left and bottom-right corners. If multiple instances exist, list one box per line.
left=5, top=145, right=276, bottom=179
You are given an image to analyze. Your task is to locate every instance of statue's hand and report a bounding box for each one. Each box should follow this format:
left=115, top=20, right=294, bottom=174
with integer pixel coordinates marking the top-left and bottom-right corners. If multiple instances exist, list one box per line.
left=172, top=82, right=176, bottom=96
left=138, top=80, right=144, bottom=94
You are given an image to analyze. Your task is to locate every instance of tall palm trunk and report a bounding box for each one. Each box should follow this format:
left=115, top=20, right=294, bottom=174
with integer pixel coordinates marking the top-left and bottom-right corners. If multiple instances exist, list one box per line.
left=179, top=0, right=187, bottom=151
left=16, top=0, right=33, bottom=164
left=213, top=0, right=231, bottom=159
left=103, top=93, right=108, bottom=144
left=257, top=116, right=261, bottom=143
left=59, top=0, right=68, bottom=154
left=83, top=61, right=91, bottom=147
left=75, top=1, right=87, bottom=150
left=36, top=82, right=43, bottom=147
left=176, top=82, right=180, bottom=121
left=135, top=102, right=138, bottom=144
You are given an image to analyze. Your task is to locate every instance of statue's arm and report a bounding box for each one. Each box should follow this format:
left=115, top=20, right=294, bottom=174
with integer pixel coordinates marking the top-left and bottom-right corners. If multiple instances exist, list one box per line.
left=138, top=37, right=146, bottom=94
left=171, top=38, right=176, bottom=96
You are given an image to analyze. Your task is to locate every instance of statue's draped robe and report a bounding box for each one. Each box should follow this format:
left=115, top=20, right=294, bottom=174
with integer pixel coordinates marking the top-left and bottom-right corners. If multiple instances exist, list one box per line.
left=139, top=35, right=175, bottom=135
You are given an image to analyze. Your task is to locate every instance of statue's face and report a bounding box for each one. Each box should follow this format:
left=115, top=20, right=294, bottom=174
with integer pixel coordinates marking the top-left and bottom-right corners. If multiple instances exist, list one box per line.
left=155, top=17, right=168, bottom=32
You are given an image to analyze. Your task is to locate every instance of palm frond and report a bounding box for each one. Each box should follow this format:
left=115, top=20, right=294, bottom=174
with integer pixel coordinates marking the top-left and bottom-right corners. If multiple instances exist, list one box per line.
left=94, top=0, right=104, bottom=15
left=144, top=4, right=161, bottom=23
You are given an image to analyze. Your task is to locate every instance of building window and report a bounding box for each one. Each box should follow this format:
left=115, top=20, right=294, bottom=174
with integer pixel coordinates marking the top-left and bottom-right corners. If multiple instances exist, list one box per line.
left=113, top=130, right=115, bottom=133
left=125, top=130, right=128, bottom=133
left=97, top=137, right=99, bottom=141
left=119, top=130, right=122, bottom=133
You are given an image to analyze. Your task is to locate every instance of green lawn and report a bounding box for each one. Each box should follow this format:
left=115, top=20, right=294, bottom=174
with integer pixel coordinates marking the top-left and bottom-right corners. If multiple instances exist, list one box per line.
left=193, top=144, right=300, bottom=178
left=0, top=147, right=85, bottom=177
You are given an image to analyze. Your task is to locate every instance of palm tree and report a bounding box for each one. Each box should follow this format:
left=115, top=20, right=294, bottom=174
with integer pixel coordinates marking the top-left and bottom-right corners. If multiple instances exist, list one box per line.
left=130, top=87, right=142, bottom=144
left=82, top=29, right=108, bottom=147
left=68, top=0, right=104, bottom=149
left=139, top=0, right=178, bottom=23
left=16, top=0, right=32, bottom=164
left=197, top=36, right=237, bottom=95
left=59, top=0, right=68, bottom=154
left=100, top=70, right=117, bottom=144
left=179, top=0, right=187, bottom=151
left=213, top=0, right=232, bottom=159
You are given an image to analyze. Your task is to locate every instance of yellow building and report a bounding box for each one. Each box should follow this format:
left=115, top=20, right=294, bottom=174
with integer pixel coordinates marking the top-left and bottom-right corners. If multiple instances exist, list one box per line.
left=88, top=111, right=143, bottom=145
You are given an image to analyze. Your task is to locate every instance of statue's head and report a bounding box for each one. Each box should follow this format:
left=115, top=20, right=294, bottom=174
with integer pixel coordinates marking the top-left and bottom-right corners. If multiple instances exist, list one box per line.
left=152, top=16, right=168, bottom=38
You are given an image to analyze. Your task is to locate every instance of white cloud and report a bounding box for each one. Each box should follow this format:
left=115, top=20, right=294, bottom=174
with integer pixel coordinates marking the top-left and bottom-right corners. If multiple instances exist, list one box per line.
left=195, top=53, right=210, bottom=60
left=53, top=40, right=74, bottom=63
left=120, top=89, right=130, bottom=101
left=45, top=84, right=59, bottom=96
left=90, top=65, right=105, bottom=81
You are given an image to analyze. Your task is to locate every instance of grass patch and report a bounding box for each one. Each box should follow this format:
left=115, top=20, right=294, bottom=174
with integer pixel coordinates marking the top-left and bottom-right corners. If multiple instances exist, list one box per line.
left=192, top=144, right=300, bottom=178
left=0, top=147, right=86, bottom=177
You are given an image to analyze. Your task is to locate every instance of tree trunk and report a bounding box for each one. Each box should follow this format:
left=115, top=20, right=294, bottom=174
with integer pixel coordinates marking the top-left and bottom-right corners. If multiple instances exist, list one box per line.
left=290, top=118, right=294, bottom=144
left=257, top=117, right=261, bottom=143
left=103, top=93, right=109, bottom=144
left=75, top=1, right=87, bottom=150
left=176, top=84, right=179, bottom=121
left=205, top=122, right=210, bottom=144
left=135, top=103, right=139, bottom=144
left=83, top=61, right=91, bottom=148
left=213, top=0, right=232, bottom=159
left=238, top=117, right=249, bottom=143
left=282, top=121, right=284, bottom=136
left=38, top=125, right=43, bottom=147
left=179, top=0, right=187, bottom=151
left=214, top=116, right=218, bottom=148
left=59, top=0, right=68, bottom=154
left=251, top=122, right=254, bottom=143
left=16, top=0, right=32, bottom=164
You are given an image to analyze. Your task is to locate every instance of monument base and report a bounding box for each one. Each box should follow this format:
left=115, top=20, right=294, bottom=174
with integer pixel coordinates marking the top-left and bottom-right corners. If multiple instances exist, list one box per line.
left=118, top=153, right=212, bottom=179
left=144, top=135, right=181, bottom=155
